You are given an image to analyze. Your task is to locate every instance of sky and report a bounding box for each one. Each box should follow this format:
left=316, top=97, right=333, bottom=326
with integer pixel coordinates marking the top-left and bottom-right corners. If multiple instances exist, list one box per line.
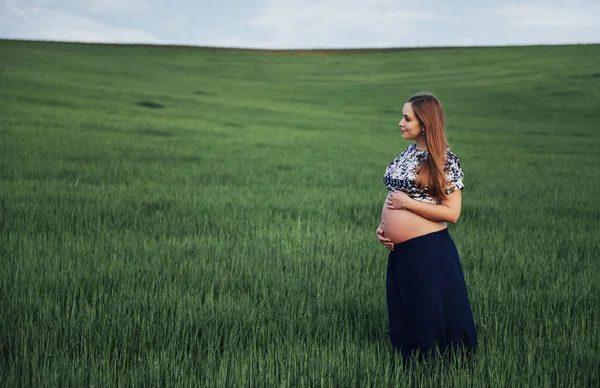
left=1, top=0, right=599, bottom=49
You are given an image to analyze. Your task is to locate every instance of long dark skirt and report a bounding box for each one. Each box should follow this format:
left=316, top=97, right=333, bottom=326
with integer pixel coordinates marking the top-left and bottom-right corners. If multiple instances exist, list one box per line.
left=386, top=228, right=477, bottom=363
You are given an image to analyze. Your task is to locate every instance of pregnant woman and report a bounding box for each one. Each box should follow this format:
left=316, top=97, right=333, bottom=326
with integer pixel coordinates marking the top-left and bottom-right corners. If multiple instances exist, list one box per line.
left=375, top=93, right=477, bottom=363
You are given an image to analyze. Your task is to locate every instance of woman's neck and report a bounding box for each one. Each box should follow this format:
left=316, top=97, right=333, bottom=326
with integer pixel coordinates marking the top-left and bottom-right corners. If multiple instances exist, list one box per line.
left=415, top=139, right=428, bottom=152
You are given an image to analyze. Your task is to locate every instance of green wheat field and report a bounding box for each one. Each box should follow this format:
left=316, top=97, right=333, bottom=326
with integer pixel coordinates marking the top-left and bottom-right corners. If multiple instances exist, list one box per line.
left=1, top=40, right=599, bottom=387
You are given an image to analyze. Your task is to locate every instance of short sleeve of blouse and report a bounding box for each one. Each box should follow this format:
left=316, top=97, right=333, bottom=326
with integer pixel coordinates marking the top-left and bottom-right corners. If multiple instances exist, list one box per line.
left=444, top=152, right=465, bottom=194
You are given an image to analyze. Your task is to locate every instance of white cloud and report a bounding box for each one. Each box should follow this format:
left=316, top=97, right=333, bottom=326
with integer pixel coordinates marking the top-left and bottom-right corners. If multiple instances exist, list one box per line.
left=1, top=0, right=599, bottom=48
left=2, top=0, right=160, bottom=43
left=35, top=12, right=159, bottom=43
left=68, top=0, right=149, bottom=15
left=494, top=2, right=600, bottom=28
left=248, top=0, right=439, bottom=29
left=183, top=0, right=600, bottom=49
left=242, top=0, right=443, bottom=49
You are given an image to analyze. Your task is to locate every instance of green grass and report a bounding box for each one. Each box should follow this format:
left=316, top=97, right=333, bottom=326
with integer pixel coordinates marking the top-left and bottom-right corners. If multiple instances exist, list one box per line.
left=1, top=39, right=599, bottom=387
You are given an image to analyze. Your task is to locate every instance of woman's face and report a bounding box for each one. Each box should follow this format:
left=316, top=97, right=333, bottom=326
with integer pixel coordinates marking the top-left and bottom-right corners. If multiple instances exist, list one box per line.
left=399, top=102, right=424, bottom=141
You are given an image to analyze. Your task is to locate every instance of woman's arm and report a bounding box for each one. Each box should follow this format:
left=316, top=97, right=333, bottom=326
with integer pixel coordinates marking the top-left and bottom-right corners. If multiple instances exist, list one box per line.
left=386, top=189, right=462, bottom=224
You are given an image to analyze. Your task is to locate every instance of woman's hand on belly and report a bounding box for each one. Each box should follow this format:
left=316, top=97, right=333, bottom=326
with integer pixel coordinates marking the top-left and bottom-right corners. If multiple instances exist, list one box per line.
left=386, top=190, right=410, bottom=210
left=376, top=222, right=394, bottom=250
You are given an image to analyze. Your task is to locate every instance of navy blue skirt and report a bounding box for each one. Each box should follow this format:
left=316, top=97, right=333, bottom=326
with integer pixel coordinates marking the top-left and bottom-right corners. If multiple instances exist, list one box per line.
left=386, top=228, right=477, bottom=363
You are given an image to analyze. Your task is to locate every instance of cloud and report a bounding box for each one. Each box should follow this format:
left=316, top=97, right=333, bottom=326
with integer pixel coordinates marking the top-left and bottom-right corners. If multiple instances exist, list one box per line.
left=1, top=0, right=160, bottom=43
left=227, top=0, right=600, bottom=48
left=248, top=0, right=439, bottom=29
left=1, top=0, right=598, bottom=49
left=66, top=0, right=149, bottom=15
left=34, top=12, right=159, bottom=43
left=241, top=0, right=444, bottom=49
left=493, top=1, right=600, bottom=28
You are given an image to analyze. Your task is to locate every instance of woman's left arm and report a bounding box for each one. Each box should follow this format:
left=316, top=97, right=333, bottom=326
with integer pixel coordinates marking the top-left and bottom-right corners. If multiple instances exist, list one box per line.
left=386, top=189, right=462, bottom=224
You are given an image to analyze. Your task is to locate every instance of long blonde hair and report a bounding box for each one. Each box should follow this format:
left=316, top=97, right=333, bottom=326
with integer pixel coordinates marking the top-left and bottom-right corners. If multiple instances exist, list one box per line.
left=407, top=93, right=449, bottom=199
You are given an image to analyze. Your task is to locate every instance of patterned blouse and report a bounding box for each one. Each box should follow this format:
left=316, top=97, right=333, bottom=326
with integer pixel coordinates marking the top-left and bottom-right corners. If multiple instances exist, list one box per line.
left=383, top=143, right=464, bottom=205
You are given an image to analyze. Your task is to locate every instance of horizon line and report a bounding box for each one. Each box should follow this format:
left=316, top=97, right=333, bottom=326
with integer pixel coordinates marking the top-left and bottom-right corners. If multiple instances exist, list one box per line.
left=2, top=38, right=599, bottom=54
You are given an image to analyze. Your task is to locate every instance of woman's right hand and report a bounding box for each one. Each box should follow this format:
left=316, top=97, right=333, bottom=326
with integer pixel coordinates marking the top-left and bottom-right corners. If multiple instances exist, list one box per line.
left=376, top=222, right=394, bottom=250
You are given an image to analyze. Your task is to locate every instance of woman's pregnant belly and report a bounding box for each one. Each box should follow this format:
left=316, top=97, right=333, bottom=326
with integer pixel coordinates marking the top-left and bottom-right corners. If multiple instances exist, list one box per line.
left=381, top=202, right=446, bottom=244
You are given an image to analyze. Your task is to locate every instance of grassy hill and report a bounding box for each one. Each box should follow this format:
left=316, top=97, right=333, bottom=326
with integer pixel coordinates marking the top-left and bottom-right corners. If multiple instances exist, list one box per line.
left=1, top=39, right=599, bottom=387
